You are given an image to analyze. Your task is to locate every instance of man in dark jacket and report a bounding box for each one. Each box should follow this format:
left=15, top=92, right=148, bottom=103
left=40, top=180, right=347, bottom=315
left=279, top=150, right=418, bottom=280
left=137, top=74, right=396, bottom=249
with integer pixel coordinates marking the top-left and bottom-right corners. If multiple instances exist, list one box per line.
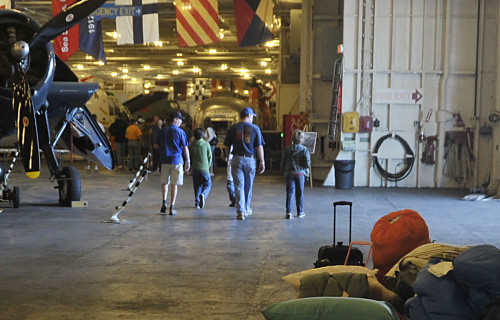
left=108, top=113, right=128, bottom=169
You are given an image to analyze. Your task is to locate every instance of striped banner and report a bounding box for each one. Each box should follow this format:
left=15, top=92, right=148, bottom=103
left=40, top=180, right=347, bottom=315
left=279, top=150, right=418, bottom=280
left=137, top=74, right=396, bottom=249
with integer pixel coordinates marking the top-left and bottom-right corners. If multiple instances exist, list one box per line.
left=0, top=0, right=11, bottom=9
left=175, top=0, right=220, bottom=47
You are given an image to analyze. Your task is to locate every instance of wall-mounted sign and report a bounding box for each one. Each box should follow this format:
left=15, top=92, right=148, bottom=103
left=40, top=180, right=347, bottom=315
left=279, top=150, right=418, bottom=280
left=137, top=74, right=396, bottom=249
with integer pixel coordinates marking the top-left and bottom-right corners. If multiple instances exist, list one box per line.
left=373, top=89, right=423, bottom=104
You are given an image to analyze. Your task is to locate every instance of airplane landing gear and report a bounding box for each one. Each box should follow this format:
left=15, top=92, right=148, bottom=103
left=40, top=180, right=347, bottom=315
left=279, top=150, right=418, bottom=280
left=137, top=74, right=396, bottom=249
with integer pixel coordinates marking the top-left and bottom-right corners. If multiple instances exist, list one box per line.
left=56, top=166, right=81, bottom=207
left=0, top=159, right=20, bottom=208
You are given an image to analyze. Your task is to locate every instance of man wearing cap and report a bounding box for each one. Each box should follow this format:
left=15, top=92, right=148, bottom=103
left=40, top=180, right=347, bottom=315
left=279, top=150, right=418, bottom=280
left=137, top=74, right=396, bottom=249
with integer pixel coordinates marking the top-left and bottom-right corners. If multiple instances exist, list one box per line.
left=224, top=107, right=265, bottom=220
left=158, top=111, right=190, bottom=215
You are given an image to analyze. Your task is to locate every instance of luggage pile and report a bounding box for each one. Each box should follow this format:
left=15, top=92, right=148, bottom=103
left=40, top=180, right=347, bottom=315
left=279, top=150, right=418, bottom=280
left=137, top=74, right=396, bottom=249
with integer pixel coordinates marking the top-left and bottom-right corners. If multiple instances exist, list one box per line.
left=262, top=201, right=500, bottom=320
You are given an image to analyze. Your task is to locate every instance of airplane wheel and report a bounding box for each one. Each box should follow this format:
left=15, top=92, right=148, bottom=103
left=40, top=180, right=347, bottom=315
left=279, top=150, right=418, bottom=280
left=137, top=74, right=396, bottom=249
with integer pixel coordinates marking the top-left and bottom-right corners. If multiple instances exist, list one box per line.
left=58, top=166, right=81, bottom=207
left=12, top=186, right=20, bottom=208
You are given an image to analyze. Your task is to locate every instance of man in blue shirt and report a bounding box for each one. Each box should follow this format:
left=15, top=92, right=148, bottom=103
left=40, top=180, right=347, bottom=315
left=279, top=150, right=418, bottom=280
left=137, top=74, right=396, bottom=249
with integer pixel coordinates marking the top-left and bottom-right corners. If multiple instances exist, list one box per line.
left=224, top=107, right=265, bottom=220
left=159, top=111, right=190, bottom=215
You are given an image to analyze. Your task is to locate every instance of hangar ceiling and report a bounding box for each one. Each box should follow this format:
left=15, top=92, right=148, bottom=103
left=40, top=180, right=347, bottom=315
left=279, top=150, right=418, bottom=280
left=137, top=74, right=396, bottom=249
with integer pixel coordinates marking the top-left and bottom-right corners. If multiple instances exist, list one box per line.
left=13, top=0, right=301, bottom=84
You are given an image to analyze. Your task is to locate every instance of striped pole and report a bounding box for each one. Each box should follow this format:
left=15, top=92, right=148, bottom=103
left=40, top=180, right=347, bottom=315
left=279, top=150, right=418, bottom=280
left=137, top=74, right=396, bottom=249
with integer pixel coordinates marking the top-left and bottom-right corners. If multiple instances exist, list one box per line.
left=3, top=150, right=19, bottom=185
left=105, top=153, right=150, bottom=224
left=128, top=154, right=150, bottom=191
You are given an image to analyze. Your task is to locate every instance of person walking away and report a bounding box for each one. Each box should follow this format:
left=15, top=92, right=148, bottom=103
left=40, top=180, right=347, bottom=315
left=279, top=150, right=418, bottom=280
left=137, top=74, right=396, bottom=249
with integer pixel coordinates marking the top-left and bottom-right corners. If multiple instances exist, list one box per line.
left=159, top=111, right=190, bottom=215
left=141, top=116, right=154, bottom=165
left=203, top=118, right=217, bottom=175
left=151, top=116, right=162, bottom=173
left=180, top=121, right=194, bottom=143
left=224, top=107, right=265, bottom=220
left=109, top=113, right=128, bottom=169
left=125, top=118, right=143, bottom=171
left=280, top=129, right=311, bottom=219
left=189, top=128, right=212, bottom=209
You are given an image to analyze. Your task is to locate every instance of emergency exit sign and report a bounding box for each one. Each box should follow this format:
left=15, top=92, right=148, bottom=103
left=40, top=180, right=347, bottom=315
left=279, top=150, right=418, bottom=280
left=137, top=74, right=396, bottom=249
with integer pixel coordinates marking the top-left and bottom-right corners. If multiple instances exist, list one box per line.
left=373, top=89, right=423, bottom=104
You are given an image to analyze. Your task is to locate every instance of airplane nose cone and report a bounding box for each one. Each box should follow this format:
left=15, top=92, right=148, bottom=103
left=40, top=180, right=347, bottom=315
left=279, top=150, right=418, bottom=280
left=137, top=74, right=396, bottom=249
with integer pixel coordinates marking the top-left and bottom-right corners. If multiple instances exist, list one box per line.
left=11, top=41, right=30, bottom=60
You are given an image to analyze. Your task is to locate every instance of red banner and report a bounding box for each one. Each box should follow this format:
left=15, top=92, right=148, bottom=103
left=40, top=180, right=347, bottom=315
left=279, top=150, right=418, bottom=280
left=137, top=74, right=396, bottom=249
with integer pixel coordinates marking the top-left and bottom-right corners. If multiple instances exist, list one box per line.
left=52, top=0, right=79, bottom=61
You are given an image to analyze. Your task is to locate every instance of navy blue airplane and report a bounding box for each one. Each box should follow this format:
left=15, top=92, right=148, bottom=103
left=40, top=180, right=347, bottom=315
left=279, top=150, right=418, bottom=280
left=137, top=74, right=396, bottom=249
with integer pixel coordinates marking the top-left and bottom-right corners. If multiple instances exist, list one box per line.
left=0, top=0, right=114, bottom=207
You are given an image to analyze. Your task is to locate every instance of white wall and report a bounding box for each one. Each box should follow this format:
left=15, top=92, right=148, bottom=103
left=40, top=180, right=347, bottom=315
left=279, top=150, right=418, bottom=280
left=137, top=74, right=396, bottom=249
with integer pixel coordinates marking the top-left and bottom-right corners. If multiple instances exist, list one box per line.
left=331, top=0, right=499, bottom=188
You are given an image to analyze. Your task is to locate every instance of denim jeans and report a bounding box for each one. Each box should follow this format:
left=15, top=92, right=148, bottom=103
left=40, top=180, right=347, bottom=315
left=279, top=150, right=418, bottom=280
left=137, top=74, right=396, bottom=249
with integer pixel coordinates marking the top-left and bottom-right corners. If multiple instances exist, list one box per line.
left=226, top=180, right=235, bottom=205
left=286, top=174, right=305, bottom=213
left=231, top=156, right=256, bottom=214
left=192, top=169, right=212, bottom=206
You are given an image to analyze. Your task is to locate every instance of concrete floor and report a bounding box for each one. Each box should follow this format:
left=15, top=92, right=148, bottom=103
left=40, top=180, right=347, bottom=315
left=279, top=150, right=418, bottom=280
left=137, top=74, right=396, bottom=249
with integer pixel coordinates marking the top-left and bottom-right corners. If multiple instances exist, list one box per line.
left=1, top=160, right=499, bottom=319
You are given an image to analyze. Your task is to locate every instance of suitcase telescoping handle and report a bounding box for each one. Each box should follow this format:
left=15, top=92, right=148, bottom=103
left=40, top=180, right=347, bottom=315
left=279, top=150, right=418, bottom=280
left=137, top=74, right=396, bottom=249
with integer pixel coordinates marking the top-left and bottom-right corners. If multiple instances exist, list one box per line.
left=333, top=201, right=353, bottom=245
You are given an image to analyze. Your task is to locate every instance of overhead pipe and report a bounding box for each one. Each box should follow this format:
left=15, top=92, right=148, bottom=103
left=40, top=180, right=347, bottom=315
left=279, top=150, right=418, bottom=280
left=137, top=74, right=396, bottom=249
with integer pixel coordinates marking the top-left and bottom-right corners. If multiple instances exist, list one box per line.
left=473, top=0, right=484, bottom=188
left=435, top=0, right=452, bottom=188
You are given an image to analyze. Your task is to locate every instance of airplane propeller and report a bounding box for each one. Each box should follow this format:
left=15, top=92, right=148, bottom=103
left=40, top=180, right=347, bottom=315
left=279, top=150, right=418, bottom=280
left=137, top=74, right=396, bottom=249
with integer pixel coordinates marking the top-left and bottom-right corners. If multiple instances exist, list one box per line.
left=8, top=0, right=106, bottom=178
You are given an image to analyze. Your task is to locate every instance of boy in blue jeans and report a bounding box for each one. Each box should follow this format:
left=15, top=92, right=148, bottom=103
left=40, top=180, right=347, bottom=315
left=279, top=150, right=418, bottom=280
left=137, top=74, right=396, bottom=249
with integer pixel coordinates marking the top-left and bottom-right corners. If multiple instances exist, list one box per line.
left=280, top=130, right=311, bottom=219
left=189, top=128, right=212, bottom=208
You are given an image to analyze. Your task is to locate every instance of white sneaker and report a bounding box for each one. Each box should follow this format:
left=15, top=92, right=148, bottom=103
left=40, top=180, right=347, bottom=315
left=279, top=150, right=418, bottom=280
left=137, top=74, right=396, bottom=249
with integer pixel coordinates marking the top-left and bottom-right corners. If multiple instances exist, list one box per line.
left=297, top=212, right=306, bottom=218
left=86, top=165, right=90, bottom=171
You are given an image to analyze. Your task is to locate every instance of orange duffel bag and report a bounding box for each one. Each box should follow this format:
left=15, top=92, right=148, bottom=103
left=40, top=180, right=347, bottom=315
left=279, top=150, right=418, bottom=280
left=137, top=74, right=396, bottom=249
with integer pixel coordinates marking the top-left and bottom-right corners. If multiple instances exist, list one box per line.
left=371, top=209, right=430, bottom=282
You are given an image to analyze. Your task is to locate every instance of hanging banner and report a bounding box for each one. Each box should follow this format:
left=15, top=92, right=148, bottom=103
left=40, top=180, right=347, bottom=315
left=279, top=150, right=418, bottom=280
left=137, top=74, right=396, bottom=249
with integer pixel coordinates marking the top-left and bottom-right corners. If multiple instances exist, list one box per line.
left=79, top=14, right=107, bottom=63
left=0, top=0, right=11, bottom=9
left=52, top=0, right=80, bottom=61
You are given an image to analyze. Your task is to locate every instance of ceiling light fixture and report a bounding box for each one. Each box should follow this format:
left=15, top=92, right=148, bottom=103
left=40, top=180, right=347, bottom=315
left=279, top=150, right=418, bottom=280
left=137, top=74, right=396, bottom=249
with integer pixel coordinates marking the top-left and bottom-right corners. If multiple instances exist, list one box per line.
left=221, top=63, right=228, bottom=70
left=144, top=65, right=151, bottom=70
left=265, top=69, right=271, bottom=74
left=157, top=74, right=163, bottom=79
left=173, top=70, right=179, bottom=75
left=111, top=72, right=118, bottom=77
left=177, top=60, right=184, bottom=67
left=260, top=61, right=268, bottom=67
left=177, top=53, right=183, bottom=57
left=209, top=49, right=217, bottom=54
left=265, top=39, right=280, bottom=48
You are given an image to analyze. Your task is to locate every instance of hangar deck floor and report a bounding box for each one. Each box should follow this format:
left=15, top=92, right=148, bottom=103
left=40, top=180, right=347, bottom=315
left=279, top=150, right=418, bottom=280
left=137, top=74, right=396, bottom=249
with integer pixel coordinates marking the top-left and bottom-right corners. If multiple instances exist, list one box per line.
left=0, top=161, right=498, bottom=319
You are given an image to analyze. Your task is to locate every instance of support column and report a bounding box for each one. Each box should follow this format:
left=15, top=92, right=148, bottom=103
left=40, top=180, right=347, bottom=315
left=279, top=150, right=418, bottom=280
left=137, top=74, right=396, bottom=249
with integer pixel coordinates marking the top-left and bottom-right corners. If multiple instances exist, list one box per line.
left=299, top=0, right=313, bottom=113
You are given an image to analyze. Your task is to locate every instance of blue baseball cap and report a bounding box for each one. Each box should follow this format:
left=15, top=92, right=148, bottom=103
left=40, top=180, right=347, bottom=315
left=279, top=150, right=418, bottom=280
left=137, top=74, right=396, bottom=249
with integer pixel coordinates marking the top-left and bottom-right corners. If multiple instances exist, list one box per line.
left=240, top=107, right=257, bottom=118
left=171, top=110, right=186, bottom=121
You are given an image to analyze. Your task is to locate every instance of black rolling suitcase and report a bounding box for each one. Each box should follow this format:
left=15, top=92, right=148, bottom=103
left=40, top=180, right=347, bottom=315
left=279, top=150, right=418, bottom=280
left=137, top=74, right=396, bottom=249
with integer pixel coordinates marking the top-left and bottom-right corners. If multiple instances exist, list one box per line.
left=314, top=201, right=364, bottom=268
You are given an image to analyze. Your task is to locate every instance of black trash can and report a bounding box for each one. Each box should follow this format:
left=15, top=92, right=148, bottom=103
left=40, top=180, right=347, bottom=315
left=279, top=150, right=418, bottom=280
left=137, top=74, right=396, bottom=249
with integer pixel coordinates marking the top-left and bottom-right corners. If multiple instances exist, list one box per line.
left=334, top=160, right=355, bottom=189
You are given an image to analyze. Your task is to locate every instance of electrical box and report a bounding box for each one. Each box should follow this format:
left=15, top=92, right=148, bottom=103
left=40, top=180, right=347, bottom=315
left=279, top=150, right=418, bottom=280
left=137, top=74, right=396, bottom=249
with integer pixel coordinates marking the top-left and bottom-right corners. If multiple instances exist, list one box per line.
left=343, top=112, right=360, bottom=133
left=359, top=116, right=373, bottom=133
